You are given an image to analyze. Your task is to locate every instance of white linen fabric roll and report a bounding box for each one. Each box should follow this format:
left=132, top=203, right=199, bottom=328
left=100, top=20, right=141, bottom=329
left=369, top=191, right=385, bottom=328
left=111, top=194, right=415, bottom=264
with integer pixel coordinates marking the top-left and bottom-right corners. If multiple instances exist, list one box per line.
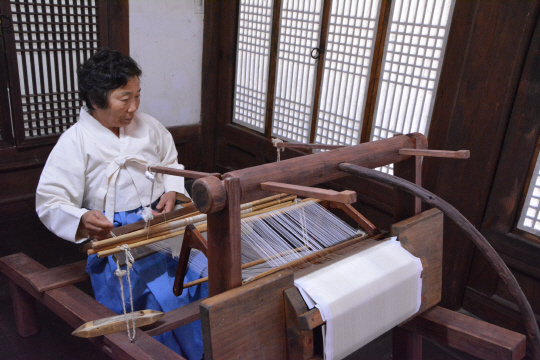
left=294, top=237, right=423, bottom=360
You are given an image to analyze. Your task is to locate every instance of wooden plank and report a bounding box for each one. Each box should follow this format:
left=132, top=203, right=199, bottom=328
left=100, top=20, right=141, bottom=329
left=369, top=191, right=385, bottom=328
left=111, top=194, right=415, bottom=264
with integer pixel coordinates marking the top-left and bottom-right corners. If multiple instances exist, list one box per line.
left=391, top=208, right=443, bottom=314
left=261, top=182, right=356, bottom=203
left=200, top=270, right=294, bottom=360
left=284, top=287, right=315, bottom=360
left=398, top=149, right=470, bottom=159
left=143, top=298, right=204, bottom=337
left=0, top=253, right=48, bottom=299
left=26, top=260, right=89, bottom=292
left=401, top=306, right=527, bottom=360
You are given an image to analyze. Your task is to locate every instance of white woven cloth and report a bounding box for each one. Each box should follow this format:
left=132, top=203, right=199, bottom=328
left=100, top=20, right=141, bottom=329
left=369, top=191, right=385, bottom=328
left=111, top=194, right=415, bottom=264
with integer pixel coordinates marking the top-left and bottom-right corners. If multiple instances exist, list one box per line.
left=294, top=237, right=423, bottom=360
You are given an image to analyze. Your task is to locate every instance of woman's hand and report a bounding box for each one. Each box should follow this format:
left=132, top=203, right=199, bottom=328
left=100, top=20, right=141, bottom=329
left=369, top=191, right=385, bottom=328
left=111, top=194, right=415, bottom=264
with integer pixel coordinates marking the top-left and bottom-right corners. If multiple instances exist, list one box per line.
left=153, top=191, right=177, bottom=215
left=80, top=210, right=114, bottom=240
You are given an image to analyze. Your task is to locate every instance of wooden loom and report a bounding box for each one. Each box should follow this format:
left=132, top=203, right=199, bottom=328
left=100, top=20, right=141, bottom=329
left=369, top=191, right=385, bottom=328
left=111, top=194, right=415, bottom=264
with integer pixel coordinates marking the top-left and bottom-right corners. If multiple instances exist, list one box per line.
left=0, top=133, right=537, bottom=360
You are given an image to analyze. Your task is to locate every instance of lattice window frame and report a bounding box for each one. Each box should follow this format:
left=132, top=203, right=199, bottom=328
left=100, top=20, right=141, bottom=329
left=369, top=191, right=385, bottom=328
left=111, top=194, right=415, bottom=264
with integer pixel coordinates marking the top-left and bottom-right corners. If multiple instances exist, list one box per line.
left=0, top=0, right=106, bottom=148
left=518, top=154, right=540, bottom=237
left=231, top=0, right=456, bottom=153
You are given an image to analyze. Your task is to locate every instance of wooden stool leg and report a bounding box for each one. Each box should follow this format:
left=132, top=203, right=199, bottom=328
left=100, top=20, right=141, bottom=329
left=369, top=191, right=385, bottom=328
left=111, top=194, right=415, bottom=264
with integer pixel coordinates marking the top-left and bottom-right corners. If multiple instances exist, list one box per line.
left=393, top=327, right=422, bottom=360
left=9, top=280, right=39, bottom=337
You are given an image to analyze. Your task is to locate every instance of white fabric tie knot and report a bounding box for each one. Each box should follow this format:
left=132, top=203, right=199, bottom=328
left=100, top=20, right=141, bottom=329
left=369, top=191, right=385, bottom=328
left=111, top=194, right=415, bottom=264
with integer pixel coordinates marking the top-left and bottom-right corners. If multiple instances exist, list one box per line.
left=115, top=157, right=127, bottom=167
left=100, top=155, right=150, bottom=223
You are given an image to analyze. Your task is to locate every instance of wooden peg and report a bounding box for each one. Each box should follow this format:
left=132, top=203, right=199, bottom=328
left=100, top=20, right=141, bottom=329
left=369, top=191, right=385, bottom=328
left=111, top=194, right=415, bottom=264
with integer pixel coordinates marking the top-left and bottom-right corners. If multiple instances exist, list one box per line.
left=398, top=149, right=470, bottom=159
left=173, top=224, right=208, bottom=296
left=260, top=182, right=357, bottom=204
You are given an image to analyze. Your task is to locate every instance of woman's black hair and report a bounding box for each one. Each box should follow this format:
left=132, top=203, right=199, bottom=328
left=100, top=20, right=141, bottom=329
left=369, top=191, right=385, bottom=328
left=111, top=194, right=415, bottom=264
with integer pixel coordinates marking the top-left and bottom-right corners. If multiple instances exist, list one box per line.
left=77, top=48, right=142, bottom=111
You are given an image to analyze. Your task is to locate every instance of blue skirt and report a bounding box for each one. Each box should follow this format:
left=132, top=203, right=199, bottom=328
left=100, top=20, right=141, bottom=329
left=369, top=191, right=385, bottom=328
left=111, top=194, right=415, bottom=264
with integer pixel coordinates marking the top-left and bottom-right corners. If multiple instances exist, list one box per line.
left=87, top=205, right=208, bottom=360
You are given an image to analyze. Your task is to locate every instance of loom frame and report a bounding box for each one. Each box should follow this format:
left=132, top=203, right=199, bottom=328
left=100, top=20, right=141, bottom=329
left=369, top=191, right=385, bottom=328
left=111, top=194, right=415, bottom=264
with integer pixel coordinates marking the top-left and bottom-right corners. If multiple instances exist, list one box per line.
left=190, top=133, right=536, bottom=359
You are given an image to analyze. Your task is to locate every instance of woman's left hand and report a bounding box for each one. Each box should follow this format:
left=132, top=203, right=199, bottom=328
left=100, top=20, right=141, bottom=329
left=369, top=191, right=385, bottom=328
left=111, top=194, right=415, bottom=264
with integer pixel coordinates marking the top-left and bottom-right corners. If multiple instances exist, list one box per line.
left=153, top=191, right=177, bottom=215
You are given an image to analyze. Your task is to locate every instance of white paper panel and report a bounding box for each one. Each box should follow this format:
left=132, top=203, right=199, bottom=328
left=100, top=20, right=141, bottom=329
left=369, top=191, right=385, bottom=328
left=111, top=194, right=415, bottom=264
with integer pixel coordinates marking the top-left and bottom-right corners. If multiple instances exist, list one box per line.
left=233, top=0, right=274, bottom=132
left=271, top=0, right=323, bottom=143
left=10, top=0, right=99, bottom=138
left=315, top=0, right=382, bottom=146
left=371, top=0, right=455, bottom=173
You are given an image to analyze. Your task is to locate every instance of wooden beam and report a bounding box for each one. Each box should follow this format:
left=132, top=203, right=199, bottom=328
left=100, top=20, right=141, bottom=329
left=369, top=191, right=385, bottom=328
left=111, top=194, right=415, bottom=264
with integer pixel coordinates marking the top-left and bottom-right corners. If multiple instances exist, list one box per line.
left=401, top=306, right=526, bottom=360
left=26, top=260, right=88, bottom=293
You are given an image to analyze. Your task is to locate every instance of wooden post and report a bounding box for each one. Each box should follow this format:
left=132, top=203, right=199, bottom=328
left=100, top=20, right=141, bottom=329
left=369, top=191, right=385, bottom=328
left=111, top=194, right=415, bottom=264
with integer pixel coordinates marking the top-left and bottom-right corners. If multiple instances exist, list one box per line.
left=206, top=177, right=243, bottom=296
left=393, top=327, right=422, bottom=360
left=9, top=280, right=39, bottom=337
left=394, top=133, right=428, bottom=221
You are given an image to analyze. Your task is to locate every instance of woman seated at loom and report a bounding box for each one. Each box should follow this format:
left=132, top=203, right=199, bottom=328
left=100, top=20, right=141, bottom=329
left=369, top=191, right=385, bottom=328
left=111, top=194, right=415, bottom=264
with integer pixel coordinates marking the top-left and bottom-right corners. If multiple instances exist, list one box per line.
left=35, top=48, right=207, bottom=360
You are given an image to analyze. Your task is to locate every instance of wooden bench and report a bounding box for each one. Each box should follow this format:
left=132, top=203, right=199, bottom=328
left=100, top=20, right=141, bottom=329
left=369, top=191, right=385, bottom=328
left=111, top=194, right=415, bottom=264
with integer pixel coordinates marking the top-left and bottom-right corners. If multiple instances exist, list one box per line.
left=0, top=252, right=201, bottom=360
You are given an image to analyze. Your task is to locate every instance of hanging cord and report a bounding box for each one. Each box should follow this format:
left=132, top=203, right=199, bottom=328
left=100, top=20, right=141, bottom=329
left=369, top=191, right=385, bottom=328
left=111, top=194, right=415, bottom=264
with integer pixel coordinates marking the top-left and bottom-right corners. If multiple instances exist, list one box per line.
left=272, top=138, right=284, bottom=162
left=115, top=244, right=136, bottom=342
left=272, top=138, right=285, bottom=203
left=139, top=169, right=157, bottom=239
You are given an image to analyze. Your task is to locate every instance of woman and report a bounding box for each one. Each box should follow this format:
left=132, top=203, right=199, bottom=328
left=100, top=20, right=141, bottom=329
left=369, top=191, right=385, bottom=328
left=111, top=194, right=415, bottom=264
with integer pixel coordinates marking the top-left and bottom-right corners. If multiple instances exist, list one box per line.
left=36, top=49, right=206, bottom=360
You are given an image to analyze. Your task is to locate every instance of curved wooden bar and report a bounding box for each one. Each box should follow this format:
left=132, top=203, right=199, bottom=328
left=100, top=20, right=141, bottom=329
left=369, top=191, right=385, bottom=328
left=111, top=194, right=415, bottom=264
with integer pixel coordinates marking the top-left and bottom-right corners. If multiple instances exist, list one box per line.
left=193, top=134, right=417, bottom=210
left=338, top=163, right=540, bottom=360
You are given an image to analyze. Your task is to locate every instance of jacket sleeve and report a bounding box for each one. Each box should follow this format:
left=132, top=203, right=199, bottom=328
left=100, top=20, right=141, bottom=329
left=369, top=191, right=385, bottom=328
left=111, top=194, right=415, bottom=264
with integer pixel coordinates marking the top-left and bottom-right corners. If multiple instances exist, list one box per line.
left=36, top=132, right=90, bottom=243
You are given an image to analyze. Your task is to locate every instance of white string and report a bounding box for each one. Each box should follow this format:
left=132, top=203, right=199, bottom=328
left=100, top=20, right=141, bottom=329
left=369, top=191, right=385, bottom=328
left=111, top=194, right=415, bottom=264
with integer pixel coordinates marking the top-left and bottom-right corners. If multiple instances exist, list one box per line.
left=272, top=138, right=284, bottom=162
left=114, top=244, right=136, bottom=342
left=139, top=170, right=156, bottom=227
left=141, top=200, right=365, bottom=280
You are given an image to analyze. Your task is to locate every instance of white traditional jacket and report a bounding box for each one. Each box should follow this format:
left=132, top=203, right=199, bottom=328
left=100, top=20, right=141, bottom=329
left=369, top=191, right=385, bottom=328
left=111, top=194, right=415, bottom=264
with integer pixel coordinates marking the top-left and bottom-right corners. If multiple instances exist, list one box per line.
left=36, top=107, right=188, bottom=243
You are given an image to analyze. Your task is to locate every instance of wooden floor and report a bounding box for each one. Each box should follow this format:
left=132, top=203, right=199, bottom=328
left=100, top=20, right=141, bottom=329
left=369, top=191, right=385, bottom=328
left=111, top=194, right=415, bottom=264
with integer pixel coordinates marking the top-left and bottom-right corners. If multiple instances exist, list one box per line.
left=0, top=214, right=480, bottom=360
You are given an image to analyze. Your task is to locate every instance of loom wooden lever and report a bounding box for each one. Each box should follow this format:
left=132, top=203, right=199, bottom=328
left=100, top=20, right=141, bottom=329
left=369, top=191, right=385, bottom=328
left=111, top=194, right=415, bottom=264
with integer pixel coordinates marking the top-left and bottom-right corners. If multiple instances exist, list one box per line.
left=329, top=202, right=378, bottom=235
left=260, top=182, right=357, bottom=204
left=274, top=143, right=346, bottom=151
left=173, top=224, right=208, bottom=296
left=398, top=149, right=470, bottom=159
left=148, top=166, right=222, bottom=179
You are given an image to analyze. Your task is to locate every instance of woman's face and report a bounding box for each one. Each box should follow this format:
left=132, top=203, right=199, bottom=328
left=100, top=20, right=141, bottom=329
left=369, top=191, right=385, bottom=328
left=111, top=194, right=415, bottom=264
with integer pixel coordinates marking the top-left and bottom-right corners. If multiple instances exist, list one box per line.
left=91, top=77, right=141, bottom=135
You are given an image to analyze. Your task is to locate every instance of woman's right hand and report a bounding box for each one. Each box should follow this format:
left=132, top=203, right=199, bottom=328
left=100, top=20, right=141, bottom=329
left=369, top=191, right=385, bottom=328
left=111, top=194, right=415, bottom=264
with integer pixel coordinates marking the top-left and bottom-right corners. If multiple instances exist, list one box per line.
left=80, top=210, right=114, bottom=240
